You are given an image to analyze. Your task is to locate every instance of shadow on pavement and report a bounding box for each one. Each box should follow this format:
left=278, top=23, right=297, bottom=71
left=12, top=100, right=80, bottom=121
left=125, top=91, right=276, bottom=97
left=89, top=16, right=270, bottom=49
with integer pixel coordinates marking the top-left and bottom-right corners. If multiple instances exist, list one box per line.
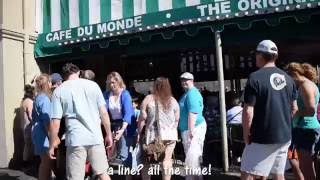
left=0, top=173, right=19, bottom=180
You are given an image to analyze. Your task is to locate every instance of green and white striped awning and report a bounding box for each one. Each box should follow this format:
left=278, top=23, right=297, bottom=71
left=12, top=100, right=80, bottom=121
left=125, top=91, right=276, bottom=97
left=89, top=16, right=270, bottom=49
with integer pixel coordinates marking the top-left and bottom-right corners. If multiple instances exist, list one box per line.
left=36, top=0, right=222, bottom=33
left=35, top=0, right=320, bottom=58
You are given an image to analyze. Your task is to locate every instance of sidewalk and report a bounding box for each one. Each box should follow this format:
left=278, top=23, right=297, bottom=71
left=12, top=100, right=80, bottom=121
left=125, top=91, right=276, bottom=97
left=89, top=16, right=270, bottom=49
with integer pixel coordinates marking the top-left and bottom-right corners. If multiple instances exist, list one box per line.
left=0, top=168, right=37, bottom=180
left=0, top=168, right=240, bottom=180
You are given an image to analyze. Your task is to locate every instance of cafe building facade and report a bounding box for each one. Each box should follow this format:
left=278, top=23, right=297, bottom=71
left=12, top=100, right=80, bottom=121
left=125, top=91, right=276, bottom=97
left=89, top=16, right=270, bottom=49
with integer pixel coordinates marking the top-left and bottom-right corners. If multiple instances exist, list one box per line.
left=1, top=0, right=320, bottom=169
left=0, top=0, right=40, bottom=167
left=34, top=0, right=320, bottom=171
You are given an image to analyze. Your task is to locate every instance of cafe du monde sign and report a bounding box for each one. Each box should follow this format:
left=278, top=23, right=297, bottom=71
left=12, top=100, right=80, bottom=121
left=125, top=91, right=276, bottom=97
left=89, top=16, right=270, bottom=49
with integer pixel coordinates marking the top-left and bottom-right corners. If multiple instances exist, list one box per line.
left=42, top=0, right=319, bottom=47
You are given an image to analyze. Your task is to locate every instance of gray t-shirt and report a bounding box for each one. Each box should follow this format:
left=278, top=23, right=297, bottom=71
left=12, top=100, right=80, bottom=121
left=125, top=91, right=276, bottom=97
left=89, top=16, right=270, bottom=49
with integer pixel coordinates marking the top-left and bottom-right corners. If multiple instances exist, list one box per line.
left=51, top=78, right=106, bottom=146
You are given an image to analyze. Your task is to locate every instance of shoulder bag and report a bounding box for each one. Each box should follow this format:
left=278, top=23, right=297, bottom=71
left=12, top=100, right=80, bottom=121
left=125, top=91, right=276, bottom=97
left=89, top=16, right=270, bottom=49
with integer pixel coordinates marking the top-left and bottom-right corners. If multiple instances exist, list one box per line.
left=142, top=100, right=167, bottom=164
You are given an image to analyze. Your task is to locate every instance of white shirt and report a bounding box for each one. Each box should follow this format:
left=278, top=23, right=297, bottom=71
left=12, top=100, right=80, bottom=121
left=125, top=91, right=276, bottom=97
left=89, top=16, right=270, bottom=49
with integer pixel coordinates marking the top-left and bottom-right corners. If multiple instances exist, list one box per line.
left=108, top=92, right=122, bottom=120
left=226, top=106, right=243, bottom=125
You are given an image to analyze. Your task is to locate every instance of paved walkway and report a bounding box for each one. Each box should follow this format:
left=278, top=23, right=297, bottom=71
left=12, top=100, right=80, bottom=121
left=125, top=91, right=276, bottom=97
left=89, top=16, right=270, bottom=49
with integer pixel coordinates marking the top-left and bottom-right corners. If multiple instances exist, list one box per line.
left=0, top=169, right=37, bottom=180
left=0, top=168, right=240, bottom=180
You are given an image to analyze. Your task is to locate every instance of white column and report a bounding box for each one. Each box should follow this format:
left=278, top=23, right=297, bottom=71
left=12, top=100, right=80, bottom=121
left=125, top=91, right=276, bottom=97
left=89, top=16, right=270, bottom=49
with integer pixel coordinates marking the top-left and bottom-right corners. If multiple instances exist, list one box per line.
left=215, top=31, right=229, bottom=172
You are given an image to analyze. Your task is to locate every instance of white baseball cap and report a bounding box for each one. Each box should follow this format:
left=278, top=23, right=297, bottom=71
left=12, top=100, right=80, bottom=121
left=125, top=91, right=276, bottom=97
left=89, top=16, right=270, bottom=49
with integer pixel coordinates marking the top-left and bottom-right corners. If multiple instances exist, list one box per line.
left=180, top=72, right=194, bottom=80
left=256, top=40, right=278, bottom=55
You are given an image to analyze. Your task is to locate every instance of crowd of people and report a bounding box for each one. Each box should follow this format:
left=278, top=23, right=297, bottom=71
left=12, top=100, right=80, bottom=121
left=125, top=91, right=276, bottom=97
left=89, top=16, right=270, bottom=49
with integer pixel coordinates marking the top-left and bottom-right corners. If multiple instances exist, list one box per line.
left=19, top=63, right=207, bottom=180
left=17, top=39, right=320, bottom=180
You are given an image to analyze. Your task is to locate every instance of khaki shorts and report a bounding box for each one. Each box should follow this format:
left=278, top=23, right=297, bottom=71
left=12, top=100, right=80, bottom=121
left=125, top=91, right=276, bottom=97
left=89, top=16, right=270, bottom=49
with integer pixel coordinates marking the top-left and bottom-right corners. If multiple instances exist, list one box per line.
left=66, top=144, right=109, bottom=180
left=241, top=141, right=291, bottom=177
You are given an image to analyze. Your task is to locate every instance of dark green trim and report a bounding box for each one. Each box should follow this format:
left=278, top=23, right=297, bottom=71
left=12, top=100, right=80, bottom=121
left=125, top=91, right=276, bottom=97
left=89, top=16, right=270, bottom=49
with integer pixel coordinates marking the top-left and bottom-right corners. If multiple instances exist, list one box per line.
left=123, top=0, right=134, bottom=18
left=60, top=0, right=69, bottom=30
left=146, top=0, right=159, bottom=13
left=43, top=0, right=51, bottom=33
left=200, top=0, right=214, bottom=4
left=101, top=0, right=111, bottom=22
left=173, top=0, right=185, bottom=9
left=79, top=0, right=89, bottom=26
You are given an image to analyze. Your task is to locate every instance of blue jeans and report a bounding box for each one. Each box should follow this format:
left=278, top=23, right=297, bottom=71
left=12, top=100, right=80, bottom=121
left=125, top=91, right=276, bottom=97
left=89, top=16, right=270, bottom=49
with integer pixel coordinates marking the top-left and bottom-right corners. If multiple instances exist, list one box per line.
left=118, top=135, right=134, bottom=166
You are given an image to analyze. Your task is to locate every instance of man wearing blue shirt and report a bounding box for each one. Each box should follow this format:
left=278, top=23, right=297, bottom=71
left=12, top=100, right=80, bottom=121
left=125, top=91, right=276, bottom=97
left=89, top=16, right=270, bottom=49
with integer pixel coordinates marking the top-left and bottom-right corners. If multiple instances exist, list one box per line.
left=48, top=63, right=113, bottom=180
left=179, top=72, right=207, bottom=180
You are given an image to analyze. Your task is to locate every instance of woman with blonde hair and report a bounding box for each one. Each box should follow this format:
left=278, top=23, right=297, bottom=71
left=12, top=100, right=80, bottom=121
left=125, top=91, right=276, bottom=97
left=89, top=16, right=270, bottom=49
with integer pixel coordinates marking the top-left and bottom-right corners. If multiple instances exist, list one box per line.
left=103, top=71, right=134, bottom=167
left=286, top=62, right=320, bottom=180
left=31, top=74, right=54, bottom=180
left=138, top=77, right=180, bottom=180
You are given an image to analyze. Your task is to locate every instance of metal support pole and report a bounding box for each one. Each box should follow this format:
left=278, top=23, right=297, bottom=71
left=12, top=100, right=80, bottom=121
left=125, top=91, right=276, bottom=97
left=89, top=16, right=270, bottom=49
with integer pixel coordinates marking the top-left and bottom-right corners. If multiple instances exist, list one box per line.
left=215, top=31, right=229, bottom=172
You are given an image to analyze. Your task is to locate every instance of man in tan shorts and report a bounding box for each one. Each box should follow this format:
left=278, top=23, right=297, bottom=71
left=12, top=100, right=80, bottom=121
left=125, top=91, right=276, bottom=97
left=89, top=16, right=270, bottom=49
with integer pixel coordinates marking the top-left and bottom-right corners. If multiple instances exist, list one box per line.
left=48, top=63, right=113, bottom=180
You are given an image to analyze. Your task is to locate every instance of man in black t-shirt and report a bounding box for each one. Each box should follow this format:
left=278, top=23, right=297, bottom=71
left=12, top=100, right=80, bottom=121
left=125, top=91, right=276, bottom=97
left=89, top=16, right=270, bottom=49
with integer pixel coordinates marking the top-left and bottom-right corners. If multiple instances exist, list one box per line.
left=240, top=40, right=298, bottom=180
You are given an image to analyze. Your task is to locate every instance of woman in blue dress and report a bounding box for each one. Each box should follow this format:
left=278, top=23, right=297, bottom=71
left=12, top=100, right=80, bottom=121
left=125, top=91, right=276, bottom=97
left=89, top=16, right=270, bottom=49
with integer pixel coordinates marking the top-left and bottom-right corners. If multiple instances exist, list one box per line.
left=32, top=74, right=54, bottom=180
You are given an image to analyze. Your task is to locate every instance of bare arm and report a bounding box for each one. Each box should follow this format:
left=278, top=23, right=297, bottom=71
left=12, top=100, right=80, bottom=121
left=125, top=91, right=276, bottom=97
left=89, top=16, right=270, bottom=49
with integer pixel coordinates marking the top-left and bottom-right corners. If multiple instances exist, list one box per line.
left=120, top=122, right=128, bottom=131
left=113, top=121, right=128, bottom=141
left=99, top=106, right=113, bottom=148
left=136, top=95, right=152, bottom=144
left=242, top=104, right=254, bottom=145
left=173, top=99, right=180, bottom=128
left=49, top=119, right=61, bottom=144
left=113, top=122, right=128, bottom=141
left=137, top=95, right=150, bottom=135
left=26, top=99, right=33, bottom=121
left=291, top=100, right=298, bottom=118
left=48, top=119, right=61, bottom=159
left=296, top=83, right=317, bottom=117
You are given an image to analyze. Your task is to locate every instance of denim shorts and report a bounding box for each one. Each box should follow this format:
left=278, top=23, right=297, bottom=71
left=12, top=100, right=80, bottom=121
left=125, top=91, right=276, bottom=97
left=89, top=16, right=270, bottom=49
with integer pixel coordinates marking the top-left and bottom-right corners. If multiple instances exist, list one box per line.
left=293, top=128, right=320, bottom=155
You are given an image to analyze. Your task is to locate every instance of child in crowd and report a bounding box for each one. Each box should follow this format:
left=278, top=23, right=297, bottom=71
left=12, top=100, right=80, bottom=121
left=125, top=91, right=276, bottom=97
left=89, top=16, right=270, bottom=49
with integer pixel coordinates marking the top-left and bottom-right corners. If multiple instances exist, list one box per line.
left=132, top=97, right=141, bottom=136
left=129, top=97, right=141, bottom=153
left=126, top=97, right=142, bottom=180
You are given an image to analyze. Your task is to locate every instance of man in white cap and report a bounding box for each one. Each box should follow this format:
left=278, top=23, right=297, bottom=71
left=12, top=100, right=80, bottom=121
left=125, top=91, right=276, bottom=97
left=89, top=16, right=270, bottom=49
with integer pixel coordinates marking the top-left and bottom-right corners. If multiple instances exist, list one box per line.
left=179, top=72, right=207, bottom=180
left=241, top=40, right=298, bottom=180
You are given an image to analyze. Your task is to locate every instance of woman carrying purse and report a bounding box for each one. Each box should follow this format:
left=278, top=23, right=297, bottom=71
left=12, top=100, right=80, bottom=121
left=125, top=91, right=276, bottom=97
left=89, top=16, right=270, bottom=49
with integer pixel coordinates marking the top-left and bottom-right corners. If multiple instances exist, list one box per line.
left=138, top=77, right=180, bottom=180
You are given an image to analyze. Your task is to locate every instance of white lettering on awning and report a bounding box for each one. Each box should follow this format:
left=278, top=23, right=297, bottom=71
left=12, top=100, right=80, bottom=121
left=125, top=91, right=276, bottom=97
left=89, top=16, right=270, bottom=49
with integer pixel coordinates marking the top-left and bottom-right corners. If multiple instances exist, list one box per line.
left=46, top=33, right=53, bottom=42
left=196, top=0, right=231, bottom=16
left=97, top=23, right=107, bottom=33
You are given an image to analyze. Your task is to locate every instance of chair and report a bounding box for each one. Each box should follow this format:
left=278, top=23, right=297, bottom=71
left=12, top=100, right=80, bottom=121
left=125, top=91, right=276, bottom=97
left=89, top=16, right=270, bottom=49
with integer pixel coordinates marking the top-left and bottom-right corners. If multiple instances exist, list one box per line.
left=227, top=124, right=245, bottom=165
